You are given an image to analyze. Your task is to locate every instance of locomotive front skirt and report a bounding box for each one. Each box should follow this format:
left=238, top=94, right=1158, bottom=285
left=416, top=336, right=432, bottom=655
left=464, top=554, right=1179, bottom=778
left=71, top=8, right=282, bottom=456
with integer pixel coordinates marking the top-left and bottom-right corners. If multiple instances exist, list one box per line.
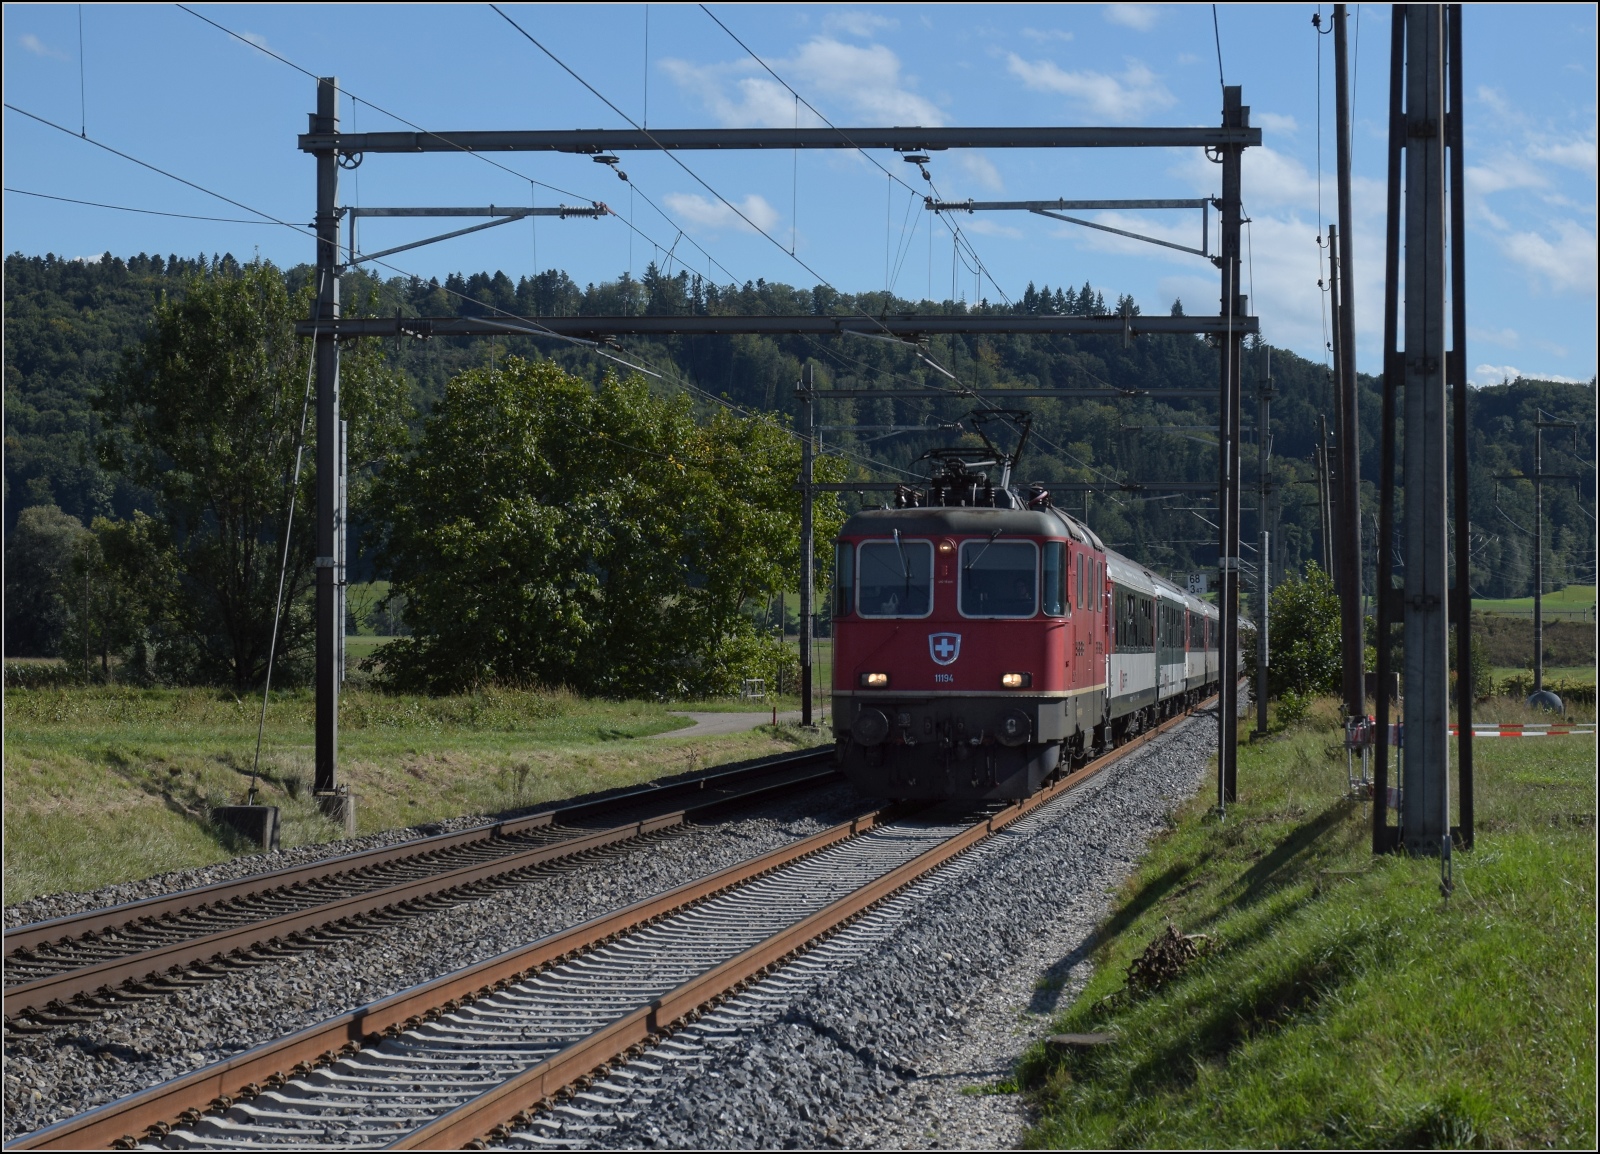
left=831, top=505, right=1222, bottom=801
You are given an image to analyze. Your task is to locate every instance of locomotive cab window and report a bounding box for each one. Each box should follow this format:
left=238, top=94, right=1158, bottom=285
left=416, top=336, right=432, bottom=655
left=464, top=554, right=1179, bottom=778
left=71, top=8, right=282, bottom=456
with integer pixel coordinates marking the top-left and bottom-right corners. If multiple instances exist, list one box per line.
left=959, top=540, right=1038, bottom=618
left=1042, top=541, right=1069, bottom=617
left=857, top=538, right=934, bottom=618
left=833, top=541, right=855, bottom=617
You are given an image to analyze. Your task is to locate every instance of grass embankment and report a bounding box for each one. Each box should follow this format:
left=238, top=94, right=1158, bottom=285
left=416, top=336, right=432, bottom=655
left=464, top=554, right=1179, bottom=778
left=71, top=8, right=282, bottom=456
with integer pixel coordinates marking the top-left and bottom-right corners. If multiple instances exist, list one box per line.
left=1021, top=696, right=1596, bottom=1149
left=1474, top=584, right=1596, bottom=622
left=342, top=636, right=836, bottom=710
left=1473, top=610, right=1595, bottom=678
left=2, top=687, right=821, bottom=906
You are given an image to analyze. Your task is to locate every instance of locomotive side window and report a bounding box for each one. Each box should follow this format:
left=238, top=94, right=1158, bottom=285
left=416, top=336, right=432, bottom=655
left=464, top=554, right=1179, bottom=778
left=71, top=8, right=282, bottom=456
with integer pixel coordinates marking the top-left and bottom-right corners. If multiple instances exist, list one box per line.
left=857, top=539, right=934, bottom=618
left=833, top=541, right=854, bottom=617
left=959, top=540, right=1038, bottom=618
left=1042, top=542, right=1068, bottom=617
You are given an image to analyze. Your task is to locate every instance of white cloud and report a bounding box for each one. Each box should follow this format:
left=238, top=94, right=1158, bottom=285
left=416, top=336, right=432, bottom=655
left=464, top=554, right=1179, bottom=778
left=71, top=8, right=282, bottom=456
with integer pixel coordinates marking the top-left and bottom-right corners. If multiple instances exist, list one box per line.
left=662, top=192, right=780, bottom=235
left=1255, top=112, right=1299, bottom=137
left=20, top=33, right=68, bottom=60
left=961, top=219, right=1023, bottom=239
left=1164, top=140, right=1392, bottom=363
left=823, top=11, right=896, bottom=38
left=663, top=37, right=942, bottom=128
left=1104, top=4, right=1157, bottom=32
left=956, top=153, right=1004, bottom=193
left=1471, top=362, right=1591, bottom=387
left=1022, top=28, right=1074, bottom=44
left=1005, top=54, right=1173, bottom=122
left=238, top=30, right=272, bottom=52
left=1500, top=219, right=1598, bottom=294
left=1466, top=156, right=1546, bottom=198
left=791, top=38, right=941, bottom=123
left=1471, top=363, right=1521, bottom=386
left=660, top=61, right=800, bottom=128
left=1529, top=136, right=1599, bottom=179
left=1474, top=85, right=1519, bottom=123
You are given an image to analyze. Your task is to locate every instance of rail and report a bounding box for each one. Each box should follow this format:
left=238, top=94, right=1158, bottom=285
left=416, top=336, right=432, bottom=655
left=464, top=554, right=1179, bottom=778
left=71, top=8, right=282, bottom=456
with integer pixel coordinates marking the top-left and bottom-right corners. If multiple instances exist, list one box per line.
left=6, top=699, right=1211, bottom=1151
left=4, top=749, right=835, bottom=1023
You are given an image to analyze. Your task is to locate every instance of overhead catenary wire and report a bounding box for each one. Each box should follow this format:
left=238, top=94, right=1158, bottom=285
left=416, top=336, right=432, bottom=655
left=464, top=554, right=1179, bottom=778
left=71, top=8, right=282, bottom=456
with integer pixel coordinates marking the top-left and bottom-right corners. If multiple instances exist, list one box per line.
left=5, top=102, right=315, bottom=236
left=695, top=1, right=1022, bottom=314
left=177, top=3, right=746, bottom=288
left=489, top=4, right=961, bottom=379
left=175, top=4, right=591, bottom=205
left=10, top=84, right=917, bottom=496
left=38, top=13, right=1165, bottom=499
left=700, top=2, right=1130, bottom=460
left=3, top=186, right=287, bottom=225
left=2, top=102, right=698, bottom=421
left=697, top=0, right=1029, bottom=305
left=1211, top=5, right=1227, bottom=98
left=13, top=107, right=906, bottom=481
left=182, top=0, right=1133, bottom=412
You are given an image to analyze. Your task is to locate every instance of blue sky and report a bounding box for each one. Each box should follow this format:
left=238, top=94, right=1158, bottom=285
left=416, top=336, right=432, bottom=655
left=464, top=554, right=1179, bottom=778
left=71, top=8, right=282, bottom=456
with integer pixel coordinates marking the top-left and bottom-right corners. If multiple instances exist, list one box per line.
left=4, top=3, right=1594, bottom=382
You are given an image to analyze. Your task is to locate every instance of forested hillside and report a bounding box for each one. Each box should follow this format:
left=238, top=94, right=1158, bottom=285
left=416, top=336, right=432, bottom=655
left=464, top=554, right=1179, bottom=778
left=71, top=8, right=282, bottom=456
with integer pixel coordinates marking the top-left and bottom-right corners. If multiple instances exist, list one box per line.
left=6, top=251, right=1594, bottom=666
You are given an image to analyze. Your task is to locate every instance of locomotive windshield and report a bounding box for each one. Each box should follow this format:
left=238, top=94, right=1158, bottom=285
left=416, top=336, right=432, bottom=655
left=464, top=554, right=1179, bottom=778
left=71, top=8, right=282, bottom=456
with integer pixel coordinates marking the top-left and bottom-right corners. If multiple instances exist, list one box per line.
left=959, top=540, right=1038, bottom=618
left=857, top=539, right=934, bottom=617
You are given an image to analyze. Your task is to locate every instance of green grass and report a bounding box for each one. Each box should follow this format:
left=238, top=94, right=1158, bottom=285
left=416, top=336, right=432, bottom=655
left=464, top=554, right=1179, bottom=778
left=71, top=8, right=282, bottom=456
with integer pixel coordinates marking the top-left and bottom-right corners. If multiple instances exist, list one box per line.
left=1020, top=696, right=1596, bottom=1149
left=3, top=686, right=824, bottom=906
left=345, top=581, right=396, bottom=635
left=1474, top=584, right=1596, bottom=621
left=340, top=635, right=836, bottom=710
left=1489, top=664, right=1595, bottom=686
left=344, top=634, right=399, bottom=663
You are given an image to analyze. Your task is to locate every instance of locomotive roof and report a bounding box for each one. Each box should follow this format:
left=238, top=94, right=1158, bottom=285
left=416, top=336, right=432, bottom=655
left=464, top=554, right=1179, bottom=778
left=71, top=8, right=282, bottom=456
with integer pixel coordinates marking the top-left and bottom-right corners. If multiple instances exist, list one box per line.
left=839, top=505, right=1102, bottom=545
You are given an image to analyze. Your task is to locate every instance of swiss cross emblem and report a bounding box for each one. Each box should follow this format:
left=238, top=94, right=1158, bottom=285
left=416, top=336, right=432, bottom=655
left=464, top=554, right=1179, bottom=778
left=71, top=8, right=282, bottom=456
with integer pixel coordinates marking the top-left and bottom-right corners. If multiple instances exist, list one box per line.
left=929, top=632, right=962, bottom=666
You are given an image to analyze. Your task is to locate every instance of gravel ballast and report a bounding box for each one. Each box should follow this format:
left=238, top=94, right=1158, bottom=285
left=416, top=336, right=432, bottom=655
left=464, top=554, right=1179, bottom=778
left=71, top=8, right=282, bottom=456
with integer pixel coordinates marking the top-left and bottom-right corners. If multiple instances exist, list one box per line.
left=4, top=750, right=830, bottom=931
left=509, top=713, right=1216, bottom=1151
left=8, top=715, right=1213, bottom=1148
left=2, top=781, right=866, bottom=1142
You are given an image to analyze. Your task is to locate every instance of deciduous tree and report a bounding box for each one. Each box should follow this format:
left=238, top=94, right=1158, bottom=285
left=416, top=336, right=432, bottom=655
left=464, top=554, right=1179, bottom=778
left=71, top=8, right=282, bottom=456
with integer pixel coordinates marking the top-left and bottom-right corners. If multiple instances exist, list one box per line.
left=96, top=259, right=407, bottom=691
left=1267, top=561, right=1342, bottom=701
left=372, top=357, right=843, bottom=697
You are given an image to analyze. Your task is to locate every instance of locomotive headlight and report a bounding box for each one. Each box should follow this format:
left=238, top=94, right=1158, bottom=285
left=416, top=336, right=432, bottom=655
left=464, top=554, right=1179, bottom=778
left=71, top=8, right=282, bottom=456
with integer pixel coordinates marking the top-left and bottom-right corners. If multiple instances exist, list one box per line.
left=1000, top=672, right=1032, bottom=689
left=861, top=672, right=890, bottom=688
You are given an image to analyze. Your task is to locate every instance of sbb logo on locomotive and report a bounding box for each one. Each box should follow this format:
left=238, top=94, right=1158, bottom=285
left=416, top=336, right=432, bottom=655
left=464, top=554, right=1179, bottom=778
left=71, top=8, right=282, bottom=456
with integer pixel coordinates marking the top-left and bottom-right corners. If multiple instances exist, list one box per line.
left=929, top=632, right=962, bottom=665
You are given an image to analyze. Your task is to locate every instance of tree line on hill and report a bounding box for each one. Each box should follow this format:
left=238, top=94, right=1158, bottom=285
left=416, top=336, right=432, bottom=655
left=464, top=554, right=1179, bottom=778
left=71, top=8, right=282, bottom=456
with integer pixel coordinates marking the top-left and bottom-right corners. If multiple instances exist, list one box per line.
left=4, top=251, right=1594, bottom=692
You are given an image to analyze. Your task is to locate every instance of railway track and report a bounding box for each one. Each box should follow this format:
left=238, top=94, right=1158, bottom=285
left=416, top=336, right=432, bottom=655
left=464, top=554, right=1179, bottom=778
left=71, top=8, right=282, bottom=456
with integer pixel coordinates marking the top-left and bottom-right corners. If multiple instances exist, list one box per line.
left=3, top=749, right=837, bottom=1028
left=6, top=700, right=1210, bottom=1152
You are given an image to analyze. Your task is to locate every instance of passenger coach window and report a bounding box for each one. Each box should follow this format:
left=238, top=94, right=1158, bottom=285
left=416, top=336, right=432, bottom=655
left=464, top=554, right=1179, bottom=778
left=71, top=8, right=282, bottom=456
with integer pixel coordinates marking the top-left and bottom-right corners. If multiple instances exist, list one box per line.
left=857, top=539, right=933, bottom=617
left=960, top=540, right=1038, bottom=617
left=833, top=541, right=854, bottom=616
left=1043, top=542, right=1068, bottom=617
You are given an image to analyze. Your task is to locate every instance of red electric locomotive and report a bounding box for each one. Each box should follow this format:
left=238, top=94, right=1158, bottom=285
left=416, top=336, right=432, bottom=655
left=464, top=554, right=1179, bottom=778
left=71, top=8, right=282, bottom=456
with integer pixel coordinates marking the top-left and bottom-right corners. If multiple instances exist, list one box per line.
left=830, top=423, right=1221, bottom=802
